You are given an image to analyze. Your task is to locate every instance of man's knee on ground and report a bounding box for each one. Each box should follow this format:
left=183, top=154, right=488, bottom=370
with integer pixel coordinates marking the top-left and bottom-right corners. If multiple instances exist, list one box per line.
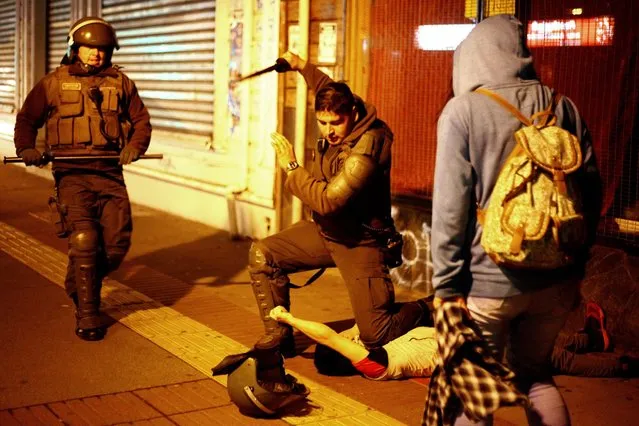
left=358, top=325, right=386, bottom=349
left=69, top=229, right=99, bottom=257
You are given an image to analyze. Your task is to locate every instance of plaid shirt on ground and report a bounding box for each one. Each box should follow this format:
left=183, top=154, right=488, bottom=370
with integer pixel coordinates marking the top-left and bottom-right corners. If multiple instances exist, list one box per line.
left=422, top=301, right=530, bottom=426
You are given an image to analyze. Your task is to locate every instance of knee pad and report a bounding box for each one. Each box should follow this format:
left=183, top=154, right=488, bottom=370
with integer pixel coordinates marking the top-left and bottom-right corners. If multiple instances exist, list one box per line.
left=248, top=242, right=274, bottom=275
left=249, top=242, right=290, bottom=307
left=69, top=229, right=99, bottom=258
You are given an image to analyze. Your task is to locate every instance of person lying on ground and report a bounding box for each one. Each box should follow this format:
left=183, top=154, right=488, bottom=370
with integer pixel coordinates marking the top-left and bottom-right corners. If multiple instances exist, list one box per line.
left=269, top=306, right=437, bottom=380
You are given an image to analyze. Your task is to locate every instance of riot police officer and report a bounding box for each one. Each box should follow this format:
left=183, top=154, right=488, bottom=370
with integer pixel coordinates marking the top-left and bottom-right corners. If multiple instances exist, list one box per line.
left=13, top=17, right=152, bottom=341
left=249, top=52, right=430, bottom=357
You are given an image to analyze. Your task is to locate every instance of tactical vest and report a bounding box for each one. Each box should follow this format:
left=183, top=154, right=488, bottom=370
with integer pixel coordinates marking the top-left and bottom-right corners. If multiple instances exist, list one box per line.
left=45, top=66, right=131, bottom=153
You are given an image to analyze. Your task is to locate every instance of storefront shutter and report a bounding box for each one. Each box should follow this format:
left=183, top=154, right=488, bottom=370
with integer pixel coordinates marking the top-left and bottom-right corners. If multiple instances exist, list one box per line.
left=0, top=0, right=16, bottom=113
left=47, top=0, right=72, bottom=73
left=102, top=0, right=216, bottom=139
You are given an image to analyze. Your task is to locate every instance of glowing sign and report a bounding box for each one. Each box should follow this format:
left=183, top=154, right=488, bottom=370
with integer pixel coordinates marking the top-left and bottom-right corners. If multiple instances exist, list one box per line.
left=416, top=24, right=475, bottom=51
left=464, top=0, right=515, bottom=21
left=527, top=16, right=614, bottom=47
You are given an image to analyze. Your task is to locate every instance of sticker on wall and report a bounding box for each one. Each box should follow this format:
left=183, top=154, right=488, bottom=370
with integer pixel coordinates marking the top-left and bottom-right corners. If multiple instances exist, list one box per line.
left=288, top=24, right=300, bottom=54
left=229, top=16, right=244, bottom=135
left=318, top=22, right=337, bottom=64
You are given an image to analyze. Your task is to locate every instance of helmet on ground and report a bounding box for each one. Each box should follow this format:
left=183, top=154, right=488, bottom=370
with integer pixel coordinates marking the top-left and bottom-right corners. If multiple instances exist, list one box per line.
left=226, top=357, right=309, bottom=417
left=68, top=17, right=120, bottom=51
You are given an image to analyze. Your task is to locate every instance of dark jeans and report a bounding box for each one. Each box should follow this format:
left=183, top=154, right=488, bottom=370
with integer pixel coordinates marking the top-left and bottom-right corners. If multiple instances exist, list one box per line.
left=551, top=331, right=628, bottom=377
left=255, top=220, right=426, bottom=348
left=57, top=172, right=132, bottom=297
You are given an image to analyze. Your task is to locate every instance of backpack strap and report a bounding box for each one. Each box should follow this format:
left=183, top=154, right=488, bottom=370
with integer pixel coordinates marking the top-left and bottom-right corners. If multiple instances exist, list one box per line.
left=475, top=88, right=532, bottom=125
left=475, top=88, right=557, bottom=128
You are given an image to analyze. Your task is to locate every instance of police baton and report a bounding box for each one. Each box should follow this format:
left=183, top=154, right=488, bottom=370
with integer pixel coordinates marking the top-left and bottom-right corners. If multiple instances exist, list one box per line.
left=233, top=58, right=291, bottom=83
left=3, top=152, right=164, bottom=165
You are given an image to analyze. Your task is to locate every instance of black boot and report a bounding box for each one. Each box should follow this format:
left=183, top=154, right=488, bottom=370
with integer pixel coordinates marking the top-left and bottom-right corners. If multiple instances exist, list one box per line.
left=251, top=278, right=296, bottom=357
left=250, top=279, right=295, bottom=356
left=249, top=244, right=296, bottom=356
left=75, top=262, right=106, bottom=341
left=253, top=336, right=289, bottom=384
left=69, top=291, right=105, bottom=341
left=75, top=324, right=106, bottom=341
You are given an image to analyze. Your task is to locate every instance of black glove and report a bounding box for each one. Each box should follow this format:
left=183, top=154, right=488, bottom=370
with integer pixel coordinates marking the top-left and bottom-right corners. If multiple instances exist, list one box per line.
left=20, top=148, right=43, bottom=166
left=119, top=145, right=140, bottom=165
left=274, top=57, right=292, bottom=73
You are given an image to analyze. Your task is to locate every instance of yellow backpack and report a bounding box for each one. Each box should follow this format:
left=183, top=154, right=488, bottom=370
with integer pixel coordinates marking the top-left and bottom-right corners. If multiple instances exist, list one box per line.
left=476, top=88, right=586, bottom=269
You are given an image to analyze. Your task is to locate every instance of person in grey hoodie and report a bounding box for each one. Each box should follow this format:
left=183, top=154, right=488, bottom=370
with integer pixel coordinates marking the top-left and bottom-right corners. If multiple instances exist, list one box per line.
left=431, top=15, right=602, bottom=426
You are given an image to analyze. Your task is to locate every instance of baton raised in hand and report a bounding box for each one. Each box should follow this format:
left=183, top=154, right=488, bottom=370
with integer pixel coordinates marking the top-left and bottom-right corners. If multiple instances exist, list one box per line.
left=234, top=58, right=291, bottom=83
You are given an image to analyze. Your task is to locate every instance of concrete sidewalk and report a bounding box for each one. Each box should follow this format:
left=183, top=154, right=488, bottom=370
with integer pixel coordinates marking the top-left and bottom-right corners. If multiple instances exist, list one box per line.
left=1, top=164, right=638, bottom=426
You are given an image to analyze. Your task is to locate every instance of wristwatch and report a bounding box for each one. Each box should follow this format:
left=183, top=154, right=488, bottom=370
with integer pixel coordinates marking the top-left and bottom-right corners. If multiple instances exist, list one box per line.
left=286, top=160, right=299, bottom=173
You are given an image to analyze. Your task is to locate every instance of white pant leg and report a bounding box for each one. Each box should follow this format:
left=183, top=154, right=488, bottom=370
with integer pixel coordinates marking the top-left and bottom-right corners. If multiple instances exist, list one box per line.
left=453, top=294, right=530, bottom=426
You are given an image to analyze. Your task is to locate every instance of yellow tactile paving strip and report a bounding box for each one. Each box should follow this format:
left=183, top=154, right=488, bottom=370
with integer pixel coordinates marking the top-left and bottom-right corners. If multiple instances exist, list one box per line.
left=0, top=221, right=406, bottom=425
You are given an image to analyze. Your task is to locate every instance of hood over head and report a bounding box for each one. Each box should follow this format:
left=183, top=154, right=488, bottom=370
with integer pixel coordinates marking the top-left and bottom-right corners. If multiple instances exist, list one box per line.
left=453, top=14, right=537, bottom=96
left=342, top=96, right=377, bottom=146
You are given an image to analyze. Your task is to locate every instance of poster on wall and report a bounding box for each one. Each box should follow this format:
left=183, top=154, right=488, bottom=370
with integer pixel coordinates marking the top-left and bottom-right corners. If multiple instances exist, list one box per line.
left=288, top=24, right=300, bottom=54
left=229, top=12, right=243, bottom=135
left=318, top=22, right=337, bottom=64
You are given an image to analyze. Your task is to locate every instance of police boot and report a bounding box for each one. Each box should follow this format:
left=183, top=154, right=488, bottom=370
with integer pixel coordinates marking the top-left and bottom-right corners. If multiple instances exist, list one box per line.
left=249, top=243, right=295, bottom=357
left=75, top=261, right=106, bottom=341
left=253, top=335, right=288, bottom=384
left=251, top=273, right=296, bottom=357
left=64, top=259, right=76, bottom=298
left=226, top=340, right=310, bottom=417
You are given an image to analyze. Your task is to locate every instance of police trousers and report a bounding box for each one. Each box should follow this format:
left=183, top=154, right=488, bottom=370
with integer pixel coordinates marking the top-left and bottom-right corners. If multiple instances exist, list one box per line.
left=57, top=172, right=132, bottom=298
left=254, top=220, right=425, bottom=348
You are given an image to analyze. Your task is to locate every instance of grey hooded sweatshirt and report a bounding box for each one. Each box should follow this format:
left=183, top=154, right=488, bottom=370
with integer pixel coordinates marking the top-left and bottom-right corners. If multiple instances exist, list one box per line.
left=431, top=15, right=601, bottom=299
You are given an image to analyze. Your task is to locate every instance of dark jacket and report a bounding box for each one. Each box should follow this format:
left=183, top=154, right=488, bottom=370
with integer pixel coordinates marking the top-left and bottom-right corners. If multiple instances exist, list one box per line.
left=14, top=62, right=151, bottom=174
left=284, top=63, right=394, bottom=245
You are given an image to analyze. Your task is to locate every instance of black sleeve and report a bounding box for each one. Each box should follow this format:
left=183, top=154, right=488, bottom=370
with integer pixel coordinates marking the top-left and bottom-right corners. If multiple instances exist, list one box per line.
left=14, top=80, right=49, bottom=155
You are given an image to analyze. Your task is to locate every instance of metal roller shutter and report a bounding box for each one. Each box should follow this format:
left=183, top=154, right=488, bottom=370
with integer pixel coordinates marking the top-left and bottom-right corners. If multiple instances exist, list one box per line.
left=47, top=0, right=72, bottom=73
left=102, top=0, right=216, bottom=139
left=0, top=0, right=16, bottom=113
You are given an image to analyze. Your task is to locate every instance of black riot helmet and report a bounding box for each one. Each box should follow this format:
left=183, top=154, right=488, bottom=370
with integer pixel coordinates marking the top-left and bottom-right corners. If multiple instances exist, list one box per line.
left=62, top=17, right=120, bottom=65
left=68, top=17, right=120, bottom=50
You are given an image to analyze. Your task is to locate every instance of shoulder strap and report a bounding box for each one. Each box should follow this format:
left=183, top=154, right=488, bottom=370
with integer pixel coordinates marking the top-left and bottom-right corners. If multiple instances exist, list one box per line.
left=475, top=88, right=557, bottom=128
left=55, top=65, right=70, bottom=79
left=475, top=88, right=532, bottom=125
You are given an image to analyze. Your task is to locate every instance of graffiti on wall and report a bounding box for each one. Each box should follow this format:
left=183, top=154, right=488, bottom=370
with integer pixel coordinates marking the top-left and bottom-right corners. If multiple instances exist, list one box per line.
left=389, top=204, right=433, bottom=294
